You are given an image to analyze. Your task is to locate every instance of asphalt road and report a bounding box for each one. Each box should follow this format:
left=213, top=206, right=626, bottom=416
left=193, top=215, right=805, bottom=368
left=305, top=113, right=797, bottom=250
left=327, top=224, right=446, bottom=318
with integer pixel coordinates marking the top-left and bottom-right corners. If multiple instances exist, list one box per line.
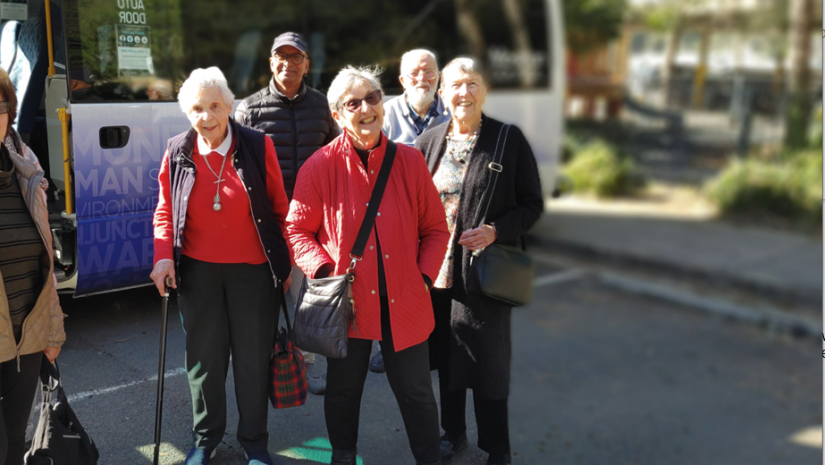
left=49, top=258, right=820, bottom=464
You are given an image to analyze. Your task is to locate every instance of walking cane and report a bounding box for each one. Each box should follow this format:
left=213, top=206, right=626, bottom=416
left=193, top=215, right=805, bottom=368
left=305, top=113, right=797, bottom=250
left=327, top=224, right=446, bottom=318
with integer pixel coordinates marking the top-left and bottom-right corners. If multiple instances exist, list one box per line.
left=153, top=276, right=174, bottom=465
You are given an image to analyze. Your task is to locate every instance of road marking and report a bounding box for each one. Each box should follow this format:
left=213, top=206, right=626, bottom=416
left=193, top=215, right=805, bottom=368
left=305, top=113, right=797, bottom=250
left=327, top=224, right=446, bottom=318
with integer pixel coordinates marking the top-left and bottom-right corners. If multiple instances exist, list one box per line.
left=67, top=367, right=187, bottom=403
left=789, top=426, right=823, bottom=449
left=534, top=269, right=586, bottom=288
left=136, top=442, right=187, bottom=463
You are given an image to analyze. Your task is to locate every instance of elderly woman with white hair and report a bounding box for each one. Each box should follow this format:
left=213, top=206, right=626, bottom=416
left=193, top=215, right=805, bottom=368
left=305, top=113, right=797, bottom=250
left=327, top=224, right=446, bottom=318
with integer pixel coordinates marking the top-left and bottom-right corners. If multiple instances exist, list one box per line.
left=415, top=57, right=543, bottom=465
left=151, top=67, right=291, bottom=465
left=286, top=66, right=449, bottom=465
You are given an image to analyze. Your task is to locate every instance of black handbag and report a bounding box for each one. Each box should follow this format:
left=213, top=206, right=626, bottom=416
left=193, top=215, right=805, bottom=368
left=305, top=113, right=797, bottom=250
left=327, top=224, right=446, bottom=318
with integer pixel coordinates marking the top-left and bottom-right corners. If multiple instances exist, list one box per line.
left=469, top=125, right=536, bottom=307
left=25, top=355, right=100, bottom=465
left=292, top=140, right=397, bottom=359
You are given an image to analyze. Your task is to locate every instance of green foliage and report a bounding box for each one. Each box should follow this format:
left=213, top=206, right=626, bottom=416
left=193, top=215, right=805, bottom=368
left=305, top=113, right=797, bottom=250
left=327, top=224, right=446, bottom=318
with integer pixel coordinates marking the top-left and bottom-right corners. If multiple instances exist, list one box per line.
left=563, top=0, right=628, bottom=53
left=705, top=150, right=823, bottom=227
left=564, top=139, right=644, bottom=197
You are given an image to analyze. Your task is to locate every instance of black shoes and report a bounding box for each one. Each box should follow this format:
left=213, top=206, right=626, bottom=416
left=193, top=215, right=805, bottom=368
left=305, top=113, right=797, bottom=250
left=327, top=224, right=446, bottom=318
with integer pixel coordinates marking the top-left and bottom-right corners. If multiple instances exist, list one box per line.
left=330, top=448, right=357, bottom=465
left=486, top=453, right=511, bottom=465
left=369, top=351, right=385, bottom=373
left=439, top=432, right=468, bottom=464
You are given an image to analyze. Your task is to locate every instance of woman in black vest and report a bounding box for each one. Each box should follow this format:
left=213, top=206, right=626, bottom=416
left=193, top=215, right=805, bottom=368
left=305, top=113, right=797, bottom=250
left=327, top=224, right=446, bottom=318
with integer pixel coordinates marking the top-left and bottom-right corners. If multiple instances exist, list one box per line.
left=150, top=67, right=291, bottom=465
left=415, top=58, right=543, bottom=465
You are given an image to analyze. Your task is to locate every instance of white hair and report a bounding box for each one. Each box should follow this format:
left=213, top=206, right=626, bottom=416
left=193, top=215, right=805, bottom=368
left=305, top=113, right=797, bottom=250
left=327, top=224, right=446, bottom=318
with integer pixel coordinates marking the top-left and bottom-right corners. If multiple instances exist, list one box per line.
left=440, top=57, right=486, bottom=90
left=327, top=66, right=383, bottom=113
left=177, top=67, right=235, bottom=114
left=399, top=49, right=438, bottom=75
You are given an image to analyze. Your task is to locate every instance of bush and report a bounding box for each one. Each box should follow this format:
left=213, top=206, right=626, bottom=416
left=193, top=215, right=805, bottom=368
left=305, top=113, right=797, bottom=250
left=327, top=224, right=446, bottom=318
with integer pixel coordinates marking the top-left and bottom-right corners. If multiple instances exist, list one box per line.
left=705, top=150, right=822, bottom=227
left=564, top=139, right=644, bottom=197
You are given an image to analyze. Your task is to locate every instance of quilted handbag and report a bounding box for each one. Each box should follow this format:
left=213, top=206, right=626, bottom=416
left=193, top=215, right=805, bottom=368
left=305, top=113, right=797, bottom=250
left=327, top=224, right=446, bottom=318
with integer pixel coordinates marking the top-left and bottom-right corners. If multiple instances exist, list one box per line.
left=25, top=356, right=100, bottom=465
left=292, top=140, right=397, bottom=359
left=469, top=124, right=536, bottom=307
left=269, top=287, right=308, bottom=409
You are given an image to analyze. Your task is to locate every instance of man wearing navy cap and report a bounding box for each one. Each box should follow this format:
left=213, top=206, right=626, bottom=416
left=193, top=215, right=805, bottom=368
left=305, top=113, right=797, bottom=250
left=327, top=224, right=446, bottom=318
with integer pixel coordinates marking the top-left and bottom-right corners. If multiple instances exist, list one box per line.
left=235, top=32, right=338, bottom=396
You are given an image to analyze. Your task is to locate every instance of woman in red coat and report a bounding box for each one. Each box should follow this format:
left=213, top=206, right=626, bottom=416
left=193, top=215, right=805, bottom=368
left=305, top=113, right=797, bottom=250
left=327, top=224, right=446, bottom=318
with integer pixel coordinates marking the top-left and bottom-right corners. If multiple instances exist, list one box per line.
left=286, top=66, right=449, bottom=465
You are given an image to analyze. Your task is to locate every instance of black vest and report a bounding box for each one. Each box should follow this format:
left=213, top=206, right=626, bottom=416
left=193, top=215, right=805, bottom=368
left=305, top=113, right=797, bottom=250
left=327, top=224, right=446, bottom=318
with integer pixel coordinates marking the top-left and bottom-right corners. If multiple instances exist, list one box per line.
left=165, top=119, right=291, bottom=283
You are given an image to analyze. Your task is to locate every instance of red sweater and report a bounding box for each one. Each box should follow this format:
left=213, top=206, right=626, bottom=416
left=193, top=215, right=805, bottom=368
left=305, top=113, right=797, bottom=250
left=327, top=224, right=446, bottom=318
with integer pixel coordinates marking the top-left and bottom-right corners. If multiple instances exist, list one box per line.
left=153, top=135, right=290, bottom=265
left=286, top=133, right=449, bottom=351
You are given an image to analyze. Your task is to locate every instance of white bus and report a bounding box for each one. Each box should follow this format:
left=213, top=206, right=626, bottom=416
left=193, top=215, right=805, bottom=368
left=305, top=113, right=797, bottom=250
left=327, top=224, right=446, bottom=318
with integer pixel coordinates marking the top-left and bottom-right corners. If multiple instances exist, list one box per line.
left=3, top=0, right=564, bottom=296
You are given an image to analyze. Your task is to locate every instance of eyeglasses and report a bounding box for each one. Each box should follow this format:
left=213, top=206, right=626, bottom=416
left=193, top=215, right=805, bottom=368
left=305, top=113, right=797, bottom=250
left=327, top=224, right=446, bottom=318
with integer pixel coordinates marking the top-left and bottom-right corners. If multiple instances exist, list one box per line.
left=406, top=70, right=437, bottom=81
left=272, top=52, right=307, bottom=64
left=341, top=90, right=382, bottom=112
left=0, top=101, right=10, bottom=115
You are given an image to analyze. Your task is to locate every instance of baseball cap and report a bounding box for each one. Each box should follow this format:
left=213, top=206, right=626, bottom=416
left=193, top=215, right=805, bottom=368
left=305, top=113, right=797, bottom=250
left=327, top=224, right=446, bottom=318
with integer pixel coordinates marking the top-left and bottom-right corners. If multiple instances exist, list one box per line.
left=271, top=32, right=308, bottom=55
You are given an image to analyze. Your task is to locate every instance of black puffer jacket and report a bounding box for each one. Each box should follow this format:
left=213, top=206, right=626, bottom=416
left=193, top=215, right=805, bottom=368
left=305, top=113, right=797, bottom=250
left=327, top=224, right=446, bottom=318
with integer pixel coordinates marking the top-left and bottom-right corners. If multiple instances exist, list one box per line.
left=235, top=80, right=339, bottom=198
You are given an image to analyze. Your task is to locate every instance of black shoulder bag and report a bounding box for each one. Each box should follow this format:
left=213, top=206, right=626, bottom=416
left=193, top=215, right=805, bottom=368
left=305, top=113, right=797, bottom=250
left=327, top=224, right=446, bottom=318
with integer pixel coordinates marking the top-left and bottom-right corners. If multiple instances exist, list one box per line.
left=292, top=140, right=397, bottom=358
left=25, top=356, right=100, bottom=465
left=469, top=125, right=536, bottom=307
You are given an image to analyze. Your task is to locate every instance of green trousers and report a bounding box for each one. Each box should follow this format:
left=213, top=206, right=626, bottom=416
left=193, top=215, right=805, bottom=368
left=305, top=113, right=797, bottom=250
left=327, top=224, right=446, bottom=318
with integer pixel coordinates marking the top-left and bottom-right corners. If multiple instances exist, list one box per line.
left=178, top=256, right=278, bottom=455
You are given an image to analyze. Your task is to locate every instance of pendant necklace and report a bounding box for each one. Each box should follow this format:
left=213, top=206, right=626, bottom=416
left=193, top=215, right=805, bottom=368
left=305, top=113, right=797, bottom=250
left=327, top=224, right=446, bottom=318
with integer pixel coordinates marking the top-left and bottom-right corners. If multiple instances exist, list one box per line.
left=201, top=151, right=228, bottom=211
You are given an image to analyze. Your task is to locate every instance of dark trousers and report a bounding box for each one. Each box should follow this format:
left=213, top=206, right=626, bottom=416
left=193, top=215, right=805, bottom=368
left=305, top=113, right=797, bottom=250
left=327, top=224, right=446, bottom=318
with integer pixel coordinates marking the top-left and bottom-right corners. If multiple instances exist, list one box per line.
left=0, top=352, right=41, bottom=465
left=431, top=289, right=510, bottom=455
left=178, top=256, right=277, bottom=454
left=325, top=296, right=440, bottom=464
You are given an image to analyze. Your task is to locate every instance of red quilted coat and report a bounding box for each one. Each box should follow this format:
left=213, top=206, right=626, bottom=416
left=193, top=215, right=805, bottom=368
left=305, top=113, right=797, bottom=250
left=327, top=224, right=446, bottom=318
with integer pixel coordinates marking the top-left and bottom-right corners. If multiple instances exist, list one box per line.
left=286, top=133, right=449, bottom=351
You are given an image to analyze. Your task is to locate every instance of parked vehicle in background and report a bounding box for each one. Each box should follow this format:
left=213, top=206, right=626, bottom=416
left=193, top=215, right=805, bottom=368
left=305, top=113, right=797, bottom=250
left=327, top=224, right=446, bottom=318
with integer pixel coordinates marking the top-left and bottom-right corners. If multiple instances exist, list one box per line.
left=4, top=0, right=563, bottom=296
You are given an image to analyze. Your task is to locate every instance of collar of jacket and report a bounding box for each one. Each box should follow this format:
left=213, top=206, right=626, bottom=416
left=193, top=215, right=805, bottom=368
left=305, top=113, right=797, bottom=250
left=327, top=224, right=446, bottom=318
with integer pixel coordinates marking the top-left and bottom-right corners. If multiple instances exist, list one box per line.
left=400, top=92, right=445, bottom=119
left=173, top=118, right=245, bottom=167
left=334, top=130, right=389, bottom=172
left=4, top=135, right=39, bottom=180
left=269, top=78, right=307, bottom=104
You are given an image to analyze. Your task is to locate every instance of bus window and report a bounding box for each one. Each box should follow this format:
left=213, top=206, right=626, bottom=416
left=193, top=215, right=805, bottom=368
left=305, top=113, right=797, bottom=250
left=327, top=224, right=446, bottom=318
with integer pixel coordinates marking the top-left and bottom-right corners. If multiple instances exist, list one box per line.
left=302, top=0, right=550, bottom=94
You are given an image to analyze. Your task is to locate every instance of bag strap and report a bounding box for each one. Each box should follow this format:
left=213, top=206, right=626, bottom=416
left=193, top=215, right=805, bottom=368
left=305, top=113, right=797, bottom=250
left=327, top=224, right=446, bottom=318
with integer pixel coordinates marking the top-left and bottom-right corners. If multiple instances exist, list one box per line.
left=279, top=284, right=293, bottom=336
left=348, top=139, right=398, bottom=267
left=474, top=124, right=511, bottom=228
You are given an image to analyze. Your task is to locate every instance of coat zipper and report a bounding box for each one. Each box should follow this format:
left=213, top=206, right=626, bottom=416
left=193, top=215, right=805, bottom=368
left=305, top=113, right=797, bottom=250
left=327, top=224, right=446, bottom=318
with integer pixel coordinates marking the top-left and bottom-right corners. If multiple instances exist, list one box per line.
left=289, top=102, right=298, bottom=193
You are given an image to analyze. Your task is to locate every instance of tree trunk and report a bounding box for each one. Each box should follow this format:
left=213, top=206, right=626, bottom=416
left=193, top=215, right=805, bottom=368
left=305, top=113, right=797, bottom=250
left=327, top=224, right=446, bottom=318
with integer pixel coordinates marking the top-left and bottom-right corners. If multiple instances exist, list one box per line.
left=784, top=0, right=813, bottom=149
left=501, top=0, right=536, bottom=88
left=454, top=0, right=486, bottom=66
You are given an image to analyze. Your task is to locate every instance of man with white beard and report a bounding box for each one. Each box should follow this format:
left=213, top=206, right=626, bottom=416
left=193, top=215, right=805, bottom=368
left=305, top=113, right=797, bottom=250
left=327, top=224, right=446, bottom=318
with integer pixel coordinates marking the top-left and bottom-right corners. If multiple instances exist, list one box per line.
left=368, top=49, right=450, bottom=374
left=383, top=49, right=450, bottom=146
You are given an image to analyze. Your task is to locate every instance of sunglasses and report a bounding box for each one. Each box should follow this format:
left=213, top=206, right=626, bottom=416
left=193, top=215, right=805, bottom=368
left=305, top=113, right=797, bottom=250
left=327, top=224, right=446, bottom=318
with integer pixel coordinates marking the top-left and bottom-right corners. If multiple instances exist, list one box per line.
left=0, top=101, right=10, bottom=115
left=341, top=90, right=382, bottom=112
left=272, top=52, right=307, bottom=64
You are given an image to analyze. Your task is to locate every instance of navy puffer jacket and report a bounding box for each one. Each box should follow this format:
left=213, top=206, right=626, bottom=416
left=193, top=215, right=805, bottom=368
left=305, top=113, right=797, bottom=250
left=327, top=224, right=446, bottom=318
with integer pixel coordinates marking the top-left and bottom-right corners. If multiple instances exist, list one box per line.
left=235, top=80, right=339, bottom=199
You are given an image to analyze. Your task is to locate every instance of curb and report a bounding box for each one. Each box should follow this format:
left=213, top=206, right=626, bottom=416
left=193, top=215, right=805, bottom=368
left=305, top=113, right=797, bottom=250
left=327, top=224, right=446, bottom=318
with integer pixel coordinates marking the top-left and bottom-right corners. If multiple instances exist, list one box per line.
left=531, top=253, right=821, bottom=341
left=527, top=233, right=822, bottom=310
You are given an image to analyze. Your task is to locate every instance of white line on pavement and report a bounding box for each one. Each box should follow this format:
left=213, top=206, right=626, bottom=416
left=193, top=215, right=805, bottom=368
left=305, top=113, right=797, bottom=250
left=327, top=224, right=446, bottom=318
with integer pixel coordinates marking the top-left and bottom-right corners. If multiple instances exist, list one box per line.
left=534, top=269, right=586, bottom=288
left=67, top=367, right=187, bottom=403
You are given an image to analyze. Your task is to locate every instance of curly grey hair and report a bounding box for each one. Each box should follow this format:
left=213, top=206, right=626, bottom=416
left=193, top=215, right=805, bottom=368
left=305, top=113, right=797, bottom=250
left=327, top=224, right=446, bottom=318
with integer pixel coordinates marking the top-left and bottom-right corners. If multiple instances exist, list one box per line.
left=327, top=66, right=383, bottom=113
left=177, top=67, right=235, bottom=114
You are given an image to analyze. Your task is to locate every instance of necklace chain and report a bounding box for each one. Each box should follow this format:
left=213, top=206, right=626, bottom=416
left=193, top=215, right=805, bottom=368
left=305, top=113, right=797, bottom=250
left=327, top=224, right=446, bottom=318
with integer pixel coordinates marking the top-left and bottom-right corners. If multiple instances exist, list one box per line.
left=202, top=151, right=229, bottom=212
left=445, top=120, right=481, bottom=164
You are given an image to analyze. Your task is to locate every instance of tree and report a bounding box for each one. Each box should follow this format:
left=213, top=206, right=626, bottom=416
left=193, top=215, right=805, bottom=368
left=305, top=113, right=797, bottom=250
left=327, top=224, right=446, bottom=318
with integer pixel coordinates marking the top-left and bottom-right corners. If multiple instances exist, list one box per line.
left=784, top=0, right=814, bottom=149
left=563, top=0, right=628, bottom=54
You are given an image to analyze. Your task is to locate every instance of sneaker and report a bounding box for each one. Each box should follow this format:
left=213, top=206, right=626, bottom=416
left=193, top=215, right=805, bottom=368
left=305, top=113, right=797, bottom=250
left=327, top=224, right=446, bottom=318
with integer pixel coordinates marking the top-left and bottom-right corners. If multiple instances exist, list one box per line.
left=369, top=351, right=385, bottom=373
left=245, top=451, right=274, bottom=465
left=305, top=362, right=326, bottom=395
left=440, top=432, right=467, bottom=464
left=185, top=447, right=216, bottom=465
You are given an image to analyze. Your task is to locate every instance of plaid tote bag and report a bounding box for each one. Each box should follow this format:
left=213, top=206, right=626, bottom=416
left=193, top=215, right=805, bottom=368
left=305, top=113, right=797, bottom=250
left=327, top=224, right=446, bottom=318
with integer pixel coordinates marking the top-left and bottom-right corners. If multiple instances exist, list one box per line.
left=269, top=286, right=308, bottom=409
